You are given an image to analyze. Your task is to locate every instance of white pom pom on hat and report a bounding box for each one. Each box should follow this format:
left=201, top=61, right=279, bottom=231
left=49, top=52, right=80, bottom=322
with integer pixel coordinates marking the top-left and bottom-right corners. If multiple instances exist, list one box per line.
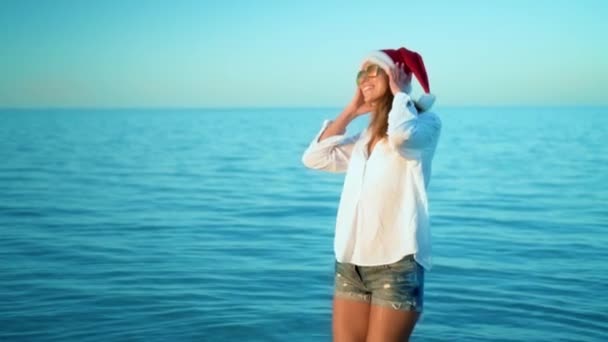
left=361, top=46, right=436, bottom=112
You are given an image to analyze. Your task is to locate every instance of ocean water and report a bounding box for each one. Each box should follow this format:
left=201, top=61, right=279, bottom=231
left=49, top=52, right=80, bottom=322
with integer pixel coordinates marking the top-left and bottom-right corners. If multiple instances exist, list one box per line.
left=1, top=107, right=607, bottom=341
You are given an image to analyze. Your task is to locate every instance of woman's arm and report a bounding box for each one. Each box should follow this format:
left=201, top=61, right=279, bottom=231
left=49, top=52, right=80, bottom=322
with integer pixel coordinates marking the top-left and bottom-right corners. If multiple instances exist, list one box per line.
left=386, top=91, right=442, bottom=150
left=385, top=64, right=441, bottom=151
left=301, top=109, right=361, bottom=173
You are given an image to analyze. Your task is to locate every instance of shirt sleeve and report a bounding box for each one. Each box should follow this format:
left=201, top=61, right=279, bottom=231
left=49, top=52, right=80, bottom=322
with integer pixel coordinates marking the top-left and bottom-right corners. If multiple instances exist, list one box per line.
left=301, top=119, right=361, bottom=173
left=386, top=92, right=442, bottom=151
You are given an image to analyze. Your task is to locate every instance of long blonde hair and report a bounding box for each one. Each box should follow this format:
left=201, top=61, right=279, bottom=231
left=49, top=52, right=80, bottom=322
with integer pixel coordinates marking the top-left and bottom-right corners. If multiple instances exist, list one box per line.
left=366, top=90, right=394, bottom=151
left=366, top=75, right=424, bottom=151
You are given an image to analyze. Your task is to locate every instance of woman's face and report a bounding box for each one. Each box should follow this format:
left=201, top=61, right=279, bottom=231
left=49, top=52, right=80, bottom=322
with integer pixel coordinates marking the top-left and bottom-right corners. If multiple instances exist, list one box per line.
left=358, top=62, right=389, bottom=103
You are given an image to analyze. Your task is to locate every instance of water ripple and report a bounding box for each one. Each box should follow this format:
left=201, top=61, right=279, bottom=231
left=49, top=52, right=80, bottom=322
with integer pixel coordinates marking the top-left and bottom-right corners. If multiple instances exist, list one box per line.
left=0, top=108, right=607, bottom=341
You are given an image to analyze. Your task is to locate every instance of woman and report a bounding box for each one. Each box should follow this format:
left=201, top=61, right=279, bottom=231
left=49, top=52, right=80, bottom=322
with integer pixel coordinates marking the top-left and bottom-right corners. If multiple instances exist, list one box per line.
left=301, top=47, right=442, bottom=342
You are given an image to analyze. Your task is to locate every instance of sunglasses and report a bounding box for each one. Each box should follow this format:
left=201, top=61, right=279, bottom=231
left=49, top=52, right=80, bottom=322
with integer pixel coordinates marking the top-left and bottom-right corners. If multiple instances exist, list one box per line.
left=356, top=64, right=383, bottom=85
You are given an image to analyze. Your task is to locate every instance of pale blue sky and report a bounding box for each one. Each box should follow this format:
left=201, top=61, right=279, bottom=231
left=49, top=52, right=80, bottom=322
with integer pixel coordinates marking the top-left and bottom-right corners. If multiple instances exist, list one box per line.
left=1, top=0, right=606, bottom=107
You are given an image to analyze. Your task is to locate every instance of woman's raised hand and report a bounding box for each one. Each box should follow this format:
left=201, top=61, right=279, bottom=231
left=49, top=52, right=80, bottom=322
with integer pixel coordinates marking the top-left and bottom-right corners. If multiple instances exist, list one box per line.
left=388, top=62, right=412, bottom=95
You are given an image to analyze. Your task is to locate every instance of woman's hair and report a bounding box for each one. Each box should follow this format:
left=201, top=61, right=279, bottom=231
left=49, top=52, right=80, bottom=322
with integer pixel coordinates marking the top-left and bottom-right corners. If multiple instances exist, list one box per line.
left=366, top=88, right=393, bottom=151
left=366, top=74, right=425, bottom=151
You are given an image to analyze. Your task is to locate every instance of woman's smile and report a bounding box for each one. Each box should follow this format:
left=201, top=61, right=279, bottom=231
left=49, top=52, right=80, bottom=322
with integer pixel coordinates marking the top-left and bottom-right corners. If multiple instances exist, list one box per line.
left=361, top=85, right=374, bottom=93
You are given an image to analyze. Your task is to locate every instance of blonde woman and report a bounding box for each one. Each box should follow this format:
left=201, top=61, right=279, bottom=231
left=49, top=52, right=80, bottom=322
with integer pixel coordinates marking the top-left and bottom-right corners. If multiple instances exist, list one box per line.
left=302, top=47, right=442, bottom=341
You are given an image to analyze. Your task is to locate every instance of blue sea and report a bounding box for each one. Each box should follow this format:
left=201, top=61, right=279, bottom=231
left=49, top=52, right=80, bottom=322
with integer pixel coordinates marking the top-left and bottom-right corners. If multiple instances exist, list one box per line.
left=1, top=107, right=607, bottom=341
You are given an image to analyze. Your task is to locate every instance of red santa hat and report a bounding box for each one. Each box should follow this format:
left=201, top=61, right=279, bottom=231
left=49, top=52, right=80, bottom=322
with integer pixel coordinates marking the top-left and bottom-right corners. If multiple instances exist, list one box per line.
left=362, top=46, right=436, bottom=112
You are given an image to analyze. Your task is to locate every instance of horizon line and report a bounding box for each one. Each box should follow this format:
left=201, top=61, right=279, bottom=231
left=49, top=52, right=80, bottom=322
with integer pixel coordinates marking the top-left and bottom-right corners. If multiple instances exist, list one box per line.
left=1, top=104, right=607, bottom=111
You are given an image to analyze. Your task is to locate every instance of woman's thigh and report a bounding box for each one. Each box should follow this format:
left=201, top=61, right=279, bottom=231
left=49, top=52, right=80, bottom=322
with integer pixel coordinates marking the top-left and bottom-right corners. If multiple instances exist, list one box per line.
left=333, top=260, right=372, bottom=342
left=366, top=305, right=420, bottom=342
left=332, top=296, right=370, bottom=342
left=360, top=254, right=425, bottom=341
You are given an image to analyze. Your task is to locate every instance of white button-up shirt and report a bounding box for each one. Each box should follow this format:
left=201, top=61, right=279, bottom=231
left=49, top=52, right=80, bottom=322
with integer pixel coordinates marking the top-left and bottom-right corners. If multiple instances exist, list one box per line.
left=301, top=92, right=442, bottom=271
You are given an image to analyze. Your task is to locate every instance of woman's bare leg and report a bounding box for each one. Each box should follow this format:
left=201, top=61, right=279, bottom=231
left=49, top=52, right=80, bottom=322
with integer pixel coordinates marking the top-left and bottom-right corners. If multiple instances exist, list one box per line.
left=365, top=304, right=420, bottom=342
left=332, top=296, right=371, bottom=342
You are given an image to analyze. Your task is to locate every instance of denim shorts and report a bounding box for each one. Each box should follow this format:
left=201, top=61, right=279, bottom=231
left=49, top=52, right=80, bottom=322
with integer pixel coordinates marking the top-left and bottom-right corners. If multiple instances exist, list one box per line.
left=334, top=254, right=424, bottom=312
